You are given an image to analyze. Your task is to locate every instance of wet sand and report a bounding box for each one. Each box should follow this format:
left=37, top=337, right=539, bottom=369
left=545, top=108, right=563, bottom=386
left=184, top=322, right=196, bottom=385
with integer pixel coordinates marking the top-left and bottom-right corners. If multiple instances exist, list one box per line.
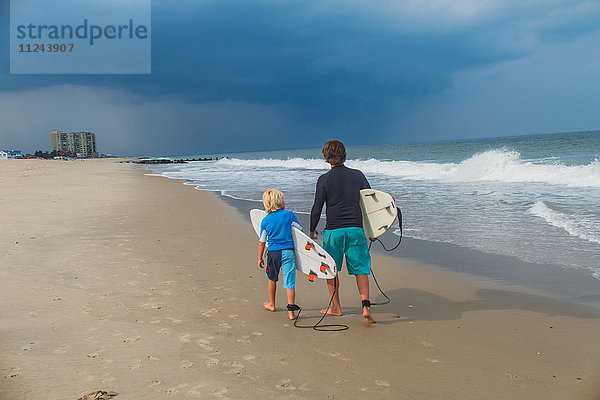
left=1, top=159, right=599, bottom=399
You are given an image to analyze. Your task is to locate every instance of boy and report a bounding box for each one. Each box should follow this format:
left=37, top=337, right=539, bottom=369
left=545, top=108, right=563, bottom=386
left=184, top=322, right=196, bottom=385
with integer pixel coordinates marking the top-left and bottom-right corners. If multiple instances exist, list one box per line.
left=258, top=189, right=302, bottom=320
left=309, top=140, right=375, bottom=323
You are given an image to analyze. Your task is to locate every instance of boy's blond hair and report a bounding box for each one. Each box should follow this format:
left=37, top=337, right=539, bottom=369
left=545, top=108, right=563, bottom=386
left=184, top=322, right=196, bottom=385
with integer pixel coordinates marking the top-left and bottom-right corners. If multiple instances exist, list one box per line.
left=262, top=189, right=285, bottom=213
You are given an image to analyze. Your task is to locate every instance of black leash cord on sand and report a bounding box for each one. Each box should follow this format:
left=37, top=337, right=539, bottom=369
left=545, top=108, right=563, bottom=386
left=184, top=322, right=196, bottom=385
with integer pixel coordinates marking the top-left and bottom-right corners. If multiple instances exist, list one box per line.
left=368, top=206, right=403, bottom=306
left=293, top=276, right=349, bottom=331
left=293, top=207, right=402, bottom=330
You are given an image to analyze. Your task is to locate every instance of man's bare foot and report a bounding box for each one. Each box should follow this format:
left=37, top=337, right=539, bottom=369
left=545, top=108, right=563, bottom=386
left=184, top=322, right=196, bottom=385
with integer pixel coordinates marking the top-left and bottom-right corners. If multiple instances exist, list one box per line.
left=363, top=307, right=376, bottom=323
left=320, top=308, right=342, bottom=316
left=263, top=302, right=275, bottom=311
left=288, top=311, right=297, bottom=320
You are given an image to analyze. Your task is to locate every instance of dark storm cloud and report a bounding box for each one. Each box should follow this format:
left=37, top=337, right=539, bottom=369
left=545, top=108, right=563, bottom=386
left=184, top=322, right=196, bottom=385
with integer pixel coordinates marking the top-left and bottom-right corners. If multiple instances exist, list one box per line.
left=1, top=0, right=599, bottom=154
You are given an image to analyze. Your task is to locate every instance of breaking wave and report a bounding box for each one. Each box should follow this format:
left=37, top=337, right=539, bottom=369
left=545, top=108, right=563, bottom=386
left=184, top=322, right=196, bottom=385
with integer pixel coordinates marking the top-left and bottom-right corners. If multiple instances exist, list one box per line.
left=216, top=149, right=600, bottom=188
left=530, top=201, right=600, bottom=244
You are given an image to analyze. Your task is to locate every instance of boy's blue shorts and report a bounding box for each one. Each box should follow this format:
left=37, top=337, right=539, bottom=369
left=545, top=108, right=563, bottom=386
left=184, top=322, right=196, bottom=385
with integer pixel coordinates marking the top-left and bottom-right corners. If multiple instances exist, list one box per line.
left=323, top=227, right=371, bottom=275
left=266, top=249, right=296, bottom=289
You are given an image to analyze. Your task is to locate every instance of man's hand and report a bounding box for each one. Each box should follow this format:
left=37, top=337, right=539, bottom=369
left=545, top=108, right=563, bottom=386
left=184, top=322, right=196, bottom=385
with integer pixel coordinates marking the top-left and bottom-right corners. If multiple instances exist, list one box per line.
left=310, top=230, right=318, bottom=239
left=258, top=258, right=264, bottom=269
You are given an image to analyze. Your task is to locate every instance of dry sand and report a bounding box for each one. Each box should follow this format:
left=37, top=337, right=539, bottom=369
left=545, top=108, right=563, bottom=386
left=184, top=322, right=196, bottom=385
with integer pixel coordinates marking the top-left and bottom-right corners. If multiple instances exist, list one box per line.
left=1, top=158, right=599, bottom=399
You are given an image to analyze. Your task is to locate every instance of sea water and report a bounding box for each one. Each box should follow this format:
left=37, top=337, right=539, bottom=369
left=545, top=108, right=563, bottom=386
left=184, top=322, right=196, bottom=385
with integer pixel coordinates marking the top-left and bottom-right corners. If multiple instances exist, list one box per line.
left=148, top=131, right=600, bottom=280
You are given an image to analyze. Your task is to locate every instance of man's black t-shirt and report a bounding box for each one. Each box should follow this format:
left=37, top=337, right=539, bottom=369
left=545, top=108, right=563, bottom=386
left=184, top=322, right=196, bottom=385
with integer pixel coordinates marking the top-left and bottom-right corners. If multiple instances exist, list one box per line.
left=310, top=165, right=370, bottom=232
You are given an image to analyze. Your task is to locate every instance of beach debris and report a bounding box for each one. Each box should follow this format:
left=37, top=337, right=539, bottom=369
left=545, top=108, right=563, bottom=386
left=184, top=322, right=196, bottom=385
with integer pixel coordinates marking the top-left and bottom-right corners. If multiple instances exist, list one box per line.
left=77, top=390, right=118, bottom=400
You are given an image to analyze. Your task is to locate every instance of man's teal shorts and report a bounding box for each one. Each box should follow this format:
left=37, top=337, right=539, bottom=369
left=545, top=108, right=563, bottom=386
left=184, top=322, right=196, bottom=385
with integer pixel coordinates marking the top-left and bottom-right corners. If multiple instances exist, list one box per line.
left=323, top=227, right=371, bottom=275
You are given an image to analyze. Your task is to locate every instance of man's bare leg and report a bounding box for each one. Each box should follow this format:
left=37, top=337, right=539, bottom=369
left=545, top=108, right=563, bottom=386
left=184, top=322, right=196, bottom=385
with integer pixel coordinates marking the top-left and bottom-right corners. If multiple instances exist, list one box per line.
left=320, top=277, right=342, bottom=315
left=263, top=280, right=276, bottom=311
left=356, top=274, right=375, bottom=323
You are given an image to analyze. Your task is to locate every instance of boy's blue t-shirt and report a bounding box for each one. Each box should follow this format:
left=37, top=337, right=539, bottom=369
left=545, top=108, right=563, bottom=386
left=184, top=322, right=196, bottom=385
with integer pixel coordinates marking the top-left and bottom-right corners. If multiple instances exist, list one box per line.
left=259, top=209, right=301, bottom=251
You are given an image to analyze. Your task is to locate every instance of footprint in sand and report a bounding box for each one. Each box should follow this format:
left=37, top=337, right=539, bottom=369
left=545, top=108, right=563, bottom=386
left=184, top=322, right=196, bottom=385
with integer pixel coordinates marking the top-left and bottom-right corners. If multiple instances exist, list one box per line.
left=197, top=339, right=214, bottom=351
left=129, top=363, right=143, bottom=370
left=181, top=360, right=194, bottom=369
left=237, top=336, right=251, bottom=344
left=188, top=384, right=207, bottom=398
left=205, top=356, right=220, bottom=367
left=53, top=345, right=70, bottom=355
left=87, top=351, right=103, bottom=359
left=212, top=388, right=229, bottom=398
left=123, top=336, right=140, bottom=344
left=147, top=355, right=159, bottom=361
left=157, top=328, right=170, bottom=335
left=200, top=308, right=221, bottom=317
left=4, top=368, right=21, bottom=379
left=276, top=379, right=296, bottom=391
left=218, top=323, right=231, bottom=329
left=375, top=380, right=390, bottom=387
left=179, top=334, right=192, bottom=343
left=142, top=303, right=162, bottom=310
left=148, top=380, right=161, bottom=387
left=21, top=341, right=38, bottom=351
left=164, top=388, right=178, bottom=395
left=226, top=361, right=245, bottom=375
left=98, top=315, right=112, bottom=321
left=243, top=355, right=257, bottom=362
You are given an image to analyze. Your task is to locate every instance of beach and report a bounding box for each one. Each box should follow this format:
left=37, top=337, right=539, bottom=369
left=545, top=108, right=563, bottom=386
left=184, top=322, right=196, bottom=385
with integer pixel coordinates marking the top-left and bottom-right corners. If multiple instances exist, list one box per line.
left=1, top=158, right=599, bottom=399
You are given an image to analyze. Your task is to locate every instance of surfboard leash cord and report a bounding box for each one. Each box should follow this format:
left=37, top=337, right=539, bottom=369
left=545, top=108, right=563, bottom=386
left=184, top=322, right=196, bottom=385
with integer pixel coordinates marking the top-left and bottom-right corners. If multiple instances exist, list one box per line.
left=368, top=206, right=403, bottom=306
left=293, top=276, right=349, bottom=331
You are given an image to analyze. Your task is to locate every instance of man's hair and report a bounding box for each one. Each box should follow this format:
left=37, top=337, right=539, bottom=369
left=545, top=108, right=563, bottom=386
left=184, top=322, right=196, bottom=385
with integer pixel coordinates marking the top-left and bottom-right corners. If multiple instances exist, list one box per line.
left=262, top=189, right=285, bottom=213
left=322, top=140, right=347, bottom=165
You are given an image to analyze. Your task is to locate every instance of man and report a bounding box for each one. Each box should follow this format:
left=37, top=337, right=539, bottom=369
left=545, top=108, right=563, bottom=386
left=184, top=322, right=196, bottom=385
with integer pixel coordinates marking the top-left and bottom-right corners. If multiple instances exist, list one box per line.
left=310, top=140, right=375, bottom=323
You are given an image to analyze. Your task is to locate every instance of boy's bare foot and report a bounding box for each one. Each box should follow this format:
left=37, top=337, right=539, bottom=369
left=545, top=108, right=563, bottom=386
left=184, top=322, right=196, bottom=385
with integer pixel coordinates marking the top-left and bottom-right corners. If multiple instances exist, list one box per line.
left=263, top=302, right=275, bottom=311
left=363, top=307, right=376, bottom=323
left=288, top=311, right=297, bottom=320
left=320, top=307, right=342, bottom=316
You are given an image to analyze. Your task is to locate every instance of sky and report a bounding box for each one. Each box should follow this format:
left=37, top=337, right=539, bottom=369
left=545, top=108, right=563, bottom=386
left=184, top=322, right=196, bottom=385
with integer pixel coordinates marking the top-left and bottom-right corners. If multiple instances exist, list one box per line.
left=0, top=0, right=599, bottom=156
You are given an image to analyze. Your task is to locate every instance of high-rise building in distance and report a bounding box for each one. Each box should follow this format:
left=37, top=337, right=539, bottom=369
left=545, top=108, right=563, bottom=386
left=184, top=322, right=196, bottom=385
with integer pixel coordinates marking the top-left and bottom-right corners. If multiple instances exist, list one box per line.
left=51, top=130, right=98, bottom=158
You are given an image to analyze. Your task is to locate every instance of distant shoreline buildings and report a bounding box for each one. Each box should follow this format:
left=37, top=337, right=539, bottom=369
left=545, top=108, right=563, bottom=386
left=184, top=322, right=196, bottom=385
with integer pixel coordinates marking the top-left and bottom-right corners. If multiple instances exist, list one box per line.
left=0, top=150, right=23, bottom=159
left=51, top=129, right=98, bottom=158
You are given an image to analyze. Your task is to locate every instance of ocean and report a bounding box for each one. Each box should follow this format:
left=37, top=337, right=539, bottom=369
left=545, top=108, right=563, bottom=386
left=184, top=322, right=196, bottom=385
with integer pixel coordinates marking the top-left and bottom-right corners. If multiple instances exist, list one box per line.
left=146, top=131, right=600, bottom=286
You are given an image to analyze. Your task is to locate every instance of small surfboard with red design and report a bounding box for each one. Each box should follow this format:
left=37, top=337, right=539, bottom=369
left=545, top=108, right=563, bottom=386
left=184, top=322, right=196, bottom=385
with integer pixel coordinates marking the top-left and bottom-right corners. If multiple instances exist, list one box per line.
left=250, top=209, right=337, bottom=281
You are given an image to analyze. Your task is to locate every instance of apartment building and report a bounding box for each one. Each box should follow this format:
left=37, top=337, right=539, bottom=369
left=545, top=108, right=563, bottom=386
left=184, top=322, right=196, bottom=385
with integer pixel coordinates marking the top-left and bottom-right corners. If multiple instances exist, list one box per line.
left=51, top=130, right=98, bottom=158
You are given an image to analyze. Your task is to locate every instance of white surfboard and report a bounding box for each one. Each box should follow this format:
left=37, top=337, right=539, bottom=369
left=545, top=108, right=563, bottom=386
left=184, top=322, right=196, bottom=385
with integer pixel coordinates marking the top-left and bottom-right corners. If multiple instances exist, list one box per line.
left=360, top=189, right=398, bottom=240
left=250, top=209, right=337, bottom=280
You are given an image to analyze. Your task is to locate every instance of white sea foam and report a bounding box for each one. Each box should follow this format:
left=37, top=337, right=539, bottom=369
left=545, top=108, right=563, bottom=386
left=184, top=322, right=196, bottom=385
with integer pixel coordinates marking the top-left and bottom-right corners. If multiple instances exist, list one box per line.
left=215, top=149, right=600, bottom=188
left=530, top=201, right=600, bottom=244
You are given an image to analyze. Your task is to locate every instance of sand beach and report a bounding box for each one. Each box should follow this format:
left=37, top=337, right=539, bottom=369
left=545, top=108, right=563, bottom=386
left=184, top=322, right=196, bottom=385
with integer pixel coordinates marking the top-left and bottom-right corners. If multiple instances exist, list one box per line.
left=1, top=158, right=599, bottom=399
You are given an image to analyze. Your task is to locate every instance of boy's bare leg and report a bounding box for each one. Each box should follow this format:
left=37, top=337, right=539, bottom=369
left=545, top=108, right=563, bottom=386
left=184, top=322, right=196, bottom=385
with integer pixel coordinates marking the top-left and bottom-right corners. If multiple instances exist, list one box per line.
left=320, top=277, right=342, bottom=315
left=286, top=288, right=297, bottom=320
left=356, top=274, right=376, bottom=323
left=264, top=280, right=276, bottom=311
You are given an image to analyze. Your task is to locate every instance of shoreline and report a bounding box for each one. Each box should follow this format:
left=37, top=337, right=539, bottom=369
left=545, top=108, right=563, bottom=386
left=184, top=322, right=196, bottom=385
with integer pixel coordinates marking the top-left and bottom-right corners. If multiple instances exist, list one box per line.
left=2, top=159, right=600, bottom=399
left=171, top=180, right=600, bottom=311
